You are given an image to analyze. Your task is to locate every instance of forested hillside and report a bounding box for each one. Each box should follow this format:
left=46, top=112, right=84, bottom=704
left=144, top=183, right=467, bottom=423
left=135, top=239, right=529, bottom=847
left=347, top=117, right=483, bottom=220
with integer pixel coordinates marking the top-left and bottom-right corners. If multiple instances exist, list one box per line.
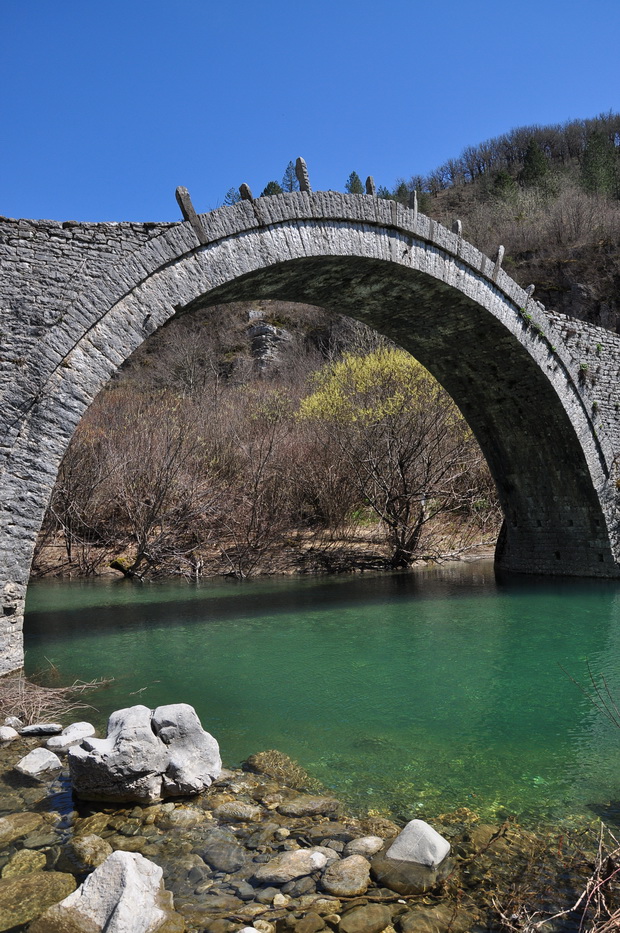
left=372, top=112, right=620, bottom=331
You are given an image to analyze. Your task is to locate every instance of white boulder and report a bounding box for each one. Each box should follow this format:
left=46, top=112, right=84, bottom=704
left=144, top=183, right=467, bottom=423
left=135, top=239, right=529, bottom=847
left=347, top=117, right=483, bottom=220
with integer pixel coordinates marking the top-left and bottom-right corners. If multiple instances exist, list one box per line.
left=386, top=819, right=450, bottom=869
left=69, top=703, right=221, bottom=802
left=47, top=721, right=96, bottom=751
left=0, top=726, right=18, bottom=742
left=28, top=850, right=180, bottom=933
left=14, top=747, right=62, bottom=777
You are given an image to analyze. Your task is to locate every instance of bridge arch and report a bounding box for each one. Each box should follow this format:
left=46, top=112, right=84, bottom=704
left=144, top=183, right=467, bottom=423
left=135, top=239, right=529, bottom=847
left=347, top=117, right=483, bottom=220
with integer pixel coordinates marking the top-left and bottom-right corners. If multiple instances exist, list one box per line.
left=1, top=191, right=619, bottom=673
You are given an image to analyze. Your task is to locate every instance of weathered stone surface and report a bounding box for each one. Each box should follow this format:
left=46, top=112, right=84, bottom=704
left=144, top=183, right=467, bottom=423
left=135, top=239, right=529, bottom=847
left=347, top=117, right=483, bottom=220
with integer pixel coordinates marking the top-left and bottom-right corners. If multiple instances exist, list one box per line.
left=338, top=904, right=393, bottom=933
left=0, top=870, right=76, bottom=930
left=321, top=855, right=370, bottom=896
left=47, top=720, right=96, bottom=751
left=29, top=851, right=182, bottom=933
left=0, top=726, right=18, bottom=742
left=0, top=811, right=43, bottom=847
left=1, top=847, right=46, bottom=877
left=69, top=703, right=221, bottom=802
left=277, top=796, right=340, bottom=818
left=343, top=836, right=384, bottom=858
left=385, top=819, right=450, bottom=868
left=15, top=746, right=62, bottom=777
left=253, top=849, right=328, bottom=884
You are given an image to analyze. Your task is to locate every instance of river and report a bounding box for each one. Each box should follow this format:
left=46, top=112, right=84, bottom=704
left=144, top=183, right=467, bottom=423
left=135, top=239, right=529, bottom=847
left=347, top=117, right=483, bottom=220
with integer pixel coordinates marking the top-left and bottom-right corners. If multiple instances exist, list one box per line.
left=23, top=561, right=620, bottom=830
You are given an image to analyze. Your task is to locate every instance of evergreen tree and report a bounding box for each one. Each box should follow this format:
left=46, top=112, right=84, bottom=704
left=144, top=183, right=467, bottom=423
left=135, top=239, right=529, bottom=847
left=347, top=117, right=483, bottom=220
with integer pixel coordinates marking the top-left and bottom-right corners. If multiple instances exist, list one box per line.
left=345, top=171, right=364, bottom=194
left=393, top=181, right=409, bottom=205
left=581, top=131, right=618, bottom=197
left=260, top=180, right=284, bottom=197
left=519, top=139, right=549, bottom=187
left=281, top=161, right=299, bottom=193
left=492, top=169, right=517, bottom=200
left=376, top=185, right=393, bottom=199
left=223, top=187, right=241, bottom=205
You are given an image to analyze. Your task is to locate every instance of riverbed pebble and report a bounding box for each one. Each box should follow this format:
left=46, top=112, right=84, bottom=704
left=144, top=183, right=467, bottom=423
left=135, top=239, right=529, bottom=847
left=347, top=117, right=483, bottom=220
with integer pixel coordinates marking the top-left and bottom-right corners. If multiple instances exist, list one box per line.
left=0, top=727, right=18, bottom=743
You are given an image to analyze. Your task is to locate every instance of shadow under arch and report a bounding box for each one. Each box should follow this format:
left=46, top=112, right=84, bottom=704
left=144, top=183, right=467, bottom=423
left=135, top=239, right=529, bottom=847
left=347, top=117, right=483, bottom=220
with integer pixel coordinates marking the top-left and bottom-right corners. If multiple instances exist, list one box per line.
left=182, top=253, right=616, bottom=578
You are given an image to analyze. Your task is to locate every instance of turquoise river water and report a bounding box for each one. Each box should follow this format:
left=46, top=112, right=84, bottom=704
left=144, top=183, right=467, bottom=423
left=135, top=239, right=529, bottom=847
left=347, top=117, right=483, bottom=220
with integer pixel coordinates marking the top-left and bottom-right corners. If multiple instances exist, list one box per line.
left=23, top=561, right=620, bottom=830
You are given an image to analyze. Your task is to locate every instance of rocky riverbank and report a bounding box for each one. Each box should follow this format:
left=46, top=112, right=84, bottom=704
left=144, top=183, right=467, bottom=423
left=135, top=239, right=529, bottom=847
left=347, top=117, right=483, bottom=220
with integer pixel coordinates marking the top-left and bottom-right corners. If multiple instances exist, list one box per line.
left=0, top=715, right=614, bottom=932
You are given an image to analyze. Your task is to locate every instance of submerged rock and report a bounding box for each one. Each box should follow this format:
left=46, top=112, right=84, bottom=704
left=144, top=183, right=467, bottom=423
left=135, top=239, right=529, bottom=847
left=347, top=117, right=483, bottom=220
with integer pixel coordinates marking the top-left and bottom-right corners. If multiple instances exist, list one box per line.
left=254, top=849, right=328, bottom=884
left=1, top=848, right=46, bottom=878
left=338, top=904, right=393, bottom=933
left=0, top=811, right=43, bottom=847
left=0, top=870, right=76, bottom=930
left=278, top=796, right=340, bottom=818
left=321, top=855, right=370, bottom=896
left=69, top=703, right=221, bottom=803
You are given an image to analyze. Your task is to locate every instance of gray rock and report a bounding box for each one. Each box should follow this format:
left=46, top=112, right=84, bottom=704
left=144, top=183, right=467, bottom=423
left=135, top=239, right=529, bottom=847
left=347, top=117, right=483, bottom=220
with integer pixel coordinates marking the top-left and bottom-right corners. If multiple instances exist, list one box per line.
left=231, top=880, right=256, bottom=901
left=253, top=849, right=328, bottom=884
left=281, top=875, right=316, bottom=897
left=343, top=836, right=384, bottom=858
left=68, top=703, right=221, bottom=802
left=19, top=722, right=62, bottom=735
left=46, top=720, right=96, bottom=751
left=14, top=747, right=62, bottom=777
left=255, top=885, right=280, bottom=904
left=321, top=855, right=371, bottom=896
left=29, top=850, right=180, bottom=933
left=385, top=819, right=450, bottom=869
left=0, top=726, right=18, bottom=742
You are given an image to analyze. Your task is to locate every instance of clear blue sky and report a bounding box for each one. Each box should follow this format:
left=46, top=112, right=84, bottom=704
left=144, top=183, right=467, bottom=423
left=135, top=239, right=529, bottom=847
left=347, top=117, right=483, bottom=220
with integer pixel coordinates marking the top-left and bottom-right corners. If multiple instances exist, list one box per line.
left=1, top=0, right=618, bottom=222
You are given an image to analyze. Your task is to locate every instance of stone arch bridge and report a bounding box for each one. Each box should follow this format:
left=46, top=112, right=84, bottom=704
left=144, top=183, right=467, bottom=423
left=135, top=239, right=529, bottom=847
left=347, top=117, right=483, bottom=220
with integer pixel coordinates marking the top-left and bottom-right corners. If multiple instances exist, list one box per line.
left=2, top=186, right=620, bottom=674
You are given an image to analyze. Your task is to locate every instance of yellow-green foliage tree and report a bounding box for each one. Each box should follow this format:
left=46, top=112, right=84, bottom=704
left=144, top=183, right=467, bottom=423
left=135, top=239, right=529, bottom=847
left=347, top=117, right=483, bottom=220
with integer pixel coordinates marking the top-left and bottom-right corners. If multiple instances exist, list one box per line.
left=299, top=348, right=490, bottom=567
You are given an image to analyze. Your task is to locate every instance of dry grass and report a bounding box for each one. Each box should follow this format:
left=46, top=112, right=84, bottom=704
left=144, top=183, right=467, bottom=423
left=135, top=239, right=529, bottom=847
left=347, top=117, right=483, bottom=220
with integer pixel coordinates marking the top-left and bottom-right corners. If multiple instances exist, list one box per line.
left=0, top=669, right=112, bottom=726
left=493, top=823, right=620, bottom=932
